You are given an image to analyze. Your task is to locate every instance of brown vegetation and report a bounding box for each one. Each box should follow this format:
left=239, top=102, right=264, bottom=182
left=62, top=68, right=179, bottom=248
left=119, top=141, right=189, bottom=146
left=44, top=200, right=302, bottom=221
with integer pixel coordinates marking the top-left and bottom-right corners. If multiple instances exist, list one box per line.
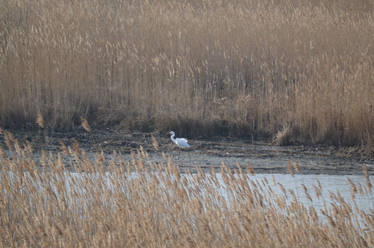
left=0, top=132, right=373, bottom=247
left=80, top=116, right=92, bottom=132
left=1, top=0, right=374, bottom=148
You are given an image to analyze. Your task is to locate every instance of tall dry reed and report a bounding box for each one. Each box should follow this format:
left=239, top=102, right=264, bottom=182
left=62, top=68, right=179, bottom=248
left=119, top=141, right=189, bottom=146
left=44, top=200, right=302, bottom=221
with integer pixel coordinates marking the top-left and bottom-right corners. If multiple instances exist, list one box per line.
left=0, top=132, right=373, bottom=247
left=1, top=0, right=374, bottom=148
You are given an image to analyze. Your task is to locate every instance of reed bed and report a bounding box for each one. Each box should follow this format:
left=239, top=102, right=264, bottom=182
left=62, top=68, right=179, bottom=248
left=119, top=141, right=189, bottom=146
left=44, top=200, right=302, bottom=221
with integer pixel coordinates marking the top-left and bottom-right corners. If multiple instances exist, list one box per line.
left=0, top=132, right=373, bottom=247
left=1, top=0, right=374, bottom=148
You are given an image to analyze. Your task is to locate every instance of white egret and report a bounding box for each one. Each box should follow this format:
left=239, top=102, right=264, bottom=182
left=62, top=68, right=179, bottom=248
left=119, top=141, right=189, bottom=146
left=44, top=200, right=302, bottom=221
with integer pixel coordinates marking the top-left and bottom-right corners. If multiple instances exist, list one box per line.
left=169, top=131, right=191, bottom=148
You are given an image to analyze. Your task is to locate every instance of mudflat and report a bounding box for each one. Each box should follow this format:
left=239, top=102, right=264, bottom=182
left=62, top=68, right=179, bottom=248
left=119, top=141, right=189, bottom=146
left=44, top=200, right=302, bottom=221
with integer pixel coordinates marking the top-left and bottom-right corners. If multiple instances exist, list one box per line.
left=1, top=129, right=373, bottom=175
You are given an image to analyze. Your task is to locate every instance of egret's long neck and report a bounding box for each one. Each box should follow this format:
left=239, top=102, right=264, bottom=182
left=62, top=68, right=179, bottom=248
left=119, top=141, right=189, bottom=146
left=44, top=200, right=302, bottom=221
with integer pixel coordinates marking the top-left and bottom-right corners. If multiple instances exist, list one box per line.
left=170, top=134, right=176, bottom=143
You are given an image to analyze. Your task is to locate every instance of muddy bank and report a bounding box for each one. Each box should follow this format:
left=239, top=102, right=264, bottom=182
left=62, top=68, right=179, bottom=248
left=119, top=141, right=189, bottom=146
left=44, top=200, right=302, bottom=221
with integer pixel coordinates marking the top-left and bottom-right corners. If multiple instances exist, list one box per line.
left=1, top=129, right=373, bottom=175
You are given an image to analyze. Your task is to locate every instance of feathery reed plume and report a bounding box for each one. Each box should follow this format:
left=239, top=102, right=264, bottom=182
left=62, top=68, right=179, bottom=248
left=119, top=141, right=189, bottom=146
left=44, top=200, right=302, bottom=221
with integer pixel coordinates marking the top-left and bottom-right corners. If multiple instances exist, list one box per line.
left=4, top=132, right=13, bottom=151
left=139, top=145, right=148, bottom=160
left=36, top=111, right=45, bottom=129
left=59, top=140, right=68, bottom=155
left=313, top=185, right=321, bottom=199
left=347, top=178, right=357, bottom=199
left=151, top=135, right=159, bottom=151
left=0, top=146, right=5, bottom=160
left=362, top=165, right=372, bottom=190
left=272, top=124, right=290, bottom=146
left=278, top=183, right=287, bottom=196
left=80, top=116, right=92, bottom=132
left=24, top=140, right=33, bottom=154
left=246, top=163, right=255, bottom=175
left=287, top=161, right=294, bottom=176
left=302, top=184, right=313, bottom=202
left=293, top=161, right=300, bottom=173
left=96, top=151, right=105, bottom=164
left=72, top=139, right=81, bottom=155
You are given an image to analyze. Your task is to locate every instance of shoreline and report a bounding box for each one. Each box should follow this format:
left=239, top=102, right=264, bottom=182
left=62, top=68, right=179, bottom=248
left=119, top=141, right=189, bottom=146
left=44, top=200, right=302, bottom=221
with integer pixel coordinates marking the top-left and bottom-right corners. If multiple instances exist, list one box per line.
left=1, top=129, right=373, bottom=176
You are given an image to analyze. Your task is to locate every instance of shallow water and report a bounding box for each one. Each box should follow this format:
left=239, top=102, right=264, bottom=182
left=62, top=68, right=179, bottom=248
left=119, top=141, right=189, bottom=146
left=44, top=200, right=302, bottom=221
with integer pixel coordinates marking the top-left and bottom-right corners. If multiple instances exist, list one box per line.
left=67, top=171, right=374, bottom=214
left=191, top=173, right=373, bottom=226
left=239, top=173, right=374, bottom=212
left=5, top=167, right=374, bottom=227
left=3, top=147, right=374, bottom=213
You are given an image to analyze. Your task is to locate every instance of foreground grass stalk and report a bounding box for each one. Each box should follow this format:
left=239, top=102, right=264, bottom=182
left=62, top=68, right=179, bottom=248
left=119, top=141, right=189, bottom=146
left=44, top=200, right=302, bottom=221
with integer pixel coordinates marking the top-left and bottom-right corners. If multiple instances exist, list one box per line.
left=0, top=134, right=373, bottom=247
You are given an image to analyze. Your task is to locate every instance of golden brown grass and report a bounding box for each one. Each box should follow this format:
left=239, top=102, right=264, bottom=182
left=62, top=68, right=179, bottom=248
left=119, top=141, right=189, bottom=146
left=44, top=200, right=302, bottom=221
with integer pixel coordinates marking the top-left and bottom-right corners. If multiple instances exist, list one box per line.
left=0, top=132, right=373, bottom=247
left=80, top=116, right=92, bottom=133
left=36, top=111, right=45, bottom=129
left=1, top=0, right=374, bottom=148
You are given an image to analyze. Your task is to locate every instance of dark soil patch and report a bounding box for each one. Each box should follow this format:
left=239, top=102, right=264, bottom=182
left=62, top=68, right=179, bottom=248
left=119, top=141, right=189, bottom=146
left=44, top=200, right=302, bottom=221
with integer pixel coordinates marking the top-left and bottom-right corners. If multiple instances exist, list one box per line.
left=1, top=129, right=373, bottom=175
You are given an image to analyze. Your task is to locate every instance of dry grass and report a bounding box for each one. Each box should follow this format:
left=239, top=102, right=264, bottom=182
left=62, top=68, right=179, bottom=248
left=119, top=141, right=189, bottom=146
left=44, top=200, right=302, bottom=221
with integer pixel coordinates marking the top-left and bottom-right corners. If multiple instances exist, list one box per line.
left=1, top=0, right=374, bottom=148
left=80, top=116, right=92, bottom=133
left=0, top=132, right=373, bottom=247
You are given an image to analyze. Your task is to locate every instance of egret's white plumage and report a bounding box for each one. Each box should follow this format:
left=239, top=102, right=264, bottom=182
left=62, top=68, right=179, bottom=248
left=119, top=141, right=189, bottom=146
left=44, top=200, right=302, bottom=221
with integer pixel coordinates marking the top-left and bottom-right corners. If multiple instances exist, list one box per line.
left=169, top=131, right=191, bottom=148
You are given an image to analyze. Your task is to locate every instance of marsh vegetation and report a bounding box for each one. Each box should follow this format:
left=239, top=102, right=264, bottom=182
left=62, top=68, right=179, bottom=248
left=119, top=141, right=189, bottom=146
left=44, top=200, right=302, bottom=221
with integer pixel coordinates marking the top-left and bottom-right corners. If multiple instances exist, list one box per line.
left=1, top=0, right=374, bottom=150
left=0, top=132, right=373, bottom=247
left=2, top=1, right=374, bottom=246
